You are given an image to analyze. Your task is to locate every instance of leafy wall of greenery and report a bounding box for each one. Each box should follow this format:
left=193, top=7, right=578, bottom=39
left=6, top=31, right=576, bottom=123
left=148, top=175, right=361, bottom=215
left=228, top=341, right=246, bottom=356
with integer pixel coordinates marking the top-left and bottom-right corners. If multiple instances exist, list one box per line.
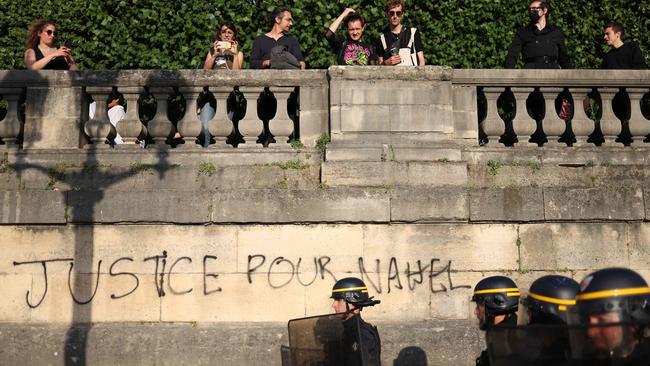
left=0, top=0, right=648, bottom=70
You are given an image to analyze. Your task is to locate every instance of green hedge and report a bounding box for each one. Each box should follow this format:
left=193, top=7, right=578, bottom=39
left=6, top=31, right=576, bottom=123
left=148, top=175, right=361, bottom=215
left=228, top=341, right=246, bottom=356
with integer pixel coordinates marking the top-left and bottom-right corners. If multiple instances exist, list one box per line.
left=0, top=0, right=648, bottom=70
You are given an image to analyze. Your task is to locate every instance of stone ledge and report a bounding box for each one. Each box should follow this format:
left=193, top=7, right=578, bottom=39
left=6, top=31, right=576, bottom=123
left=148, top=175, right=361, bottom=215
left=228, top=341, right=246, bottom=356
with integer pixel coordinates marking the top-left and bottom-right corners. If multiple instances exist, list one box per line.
left=470, top=188, right=544, bottom=222
left=322, top=161, right=468, bottom=187
left=544, top=187, right=645, bottom=221
left=0, top=320, right=481, bottom=366
left=212, top=189, right=391, bottom=223
left=0, top=190, right=66, bottom=224
left=391, top=187, right=469, bottom=222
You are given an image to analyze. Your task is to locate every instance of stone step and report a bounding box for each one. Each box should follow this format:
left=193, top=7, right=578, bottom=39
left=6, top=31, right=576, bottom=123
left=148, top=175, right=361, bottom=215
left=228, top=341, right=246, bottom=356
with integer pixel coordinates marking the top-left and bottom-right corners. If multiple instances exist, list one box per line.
left=326, top=142, right=463, bottom=162
left=321, top=161, right=469, bottom=187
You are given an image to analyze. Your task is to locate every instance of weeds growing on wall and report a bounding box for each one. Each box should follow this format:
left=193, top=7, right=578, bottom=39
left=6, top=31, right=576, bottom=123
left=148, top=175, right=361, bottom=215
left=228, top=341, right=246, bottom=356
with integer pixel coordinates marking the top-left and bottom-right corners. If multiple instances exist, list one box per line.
left=0, top=0, right=647, bottom=69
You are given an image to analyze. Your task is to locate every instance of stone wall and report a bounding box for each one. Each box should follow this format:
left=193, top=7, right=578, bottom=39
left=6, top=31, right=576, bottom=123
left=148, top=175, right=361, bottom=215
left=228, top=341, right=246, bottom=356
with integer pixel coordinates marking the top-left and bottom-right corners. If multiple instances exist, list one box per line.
left=1, top=67, right=650, bottom=365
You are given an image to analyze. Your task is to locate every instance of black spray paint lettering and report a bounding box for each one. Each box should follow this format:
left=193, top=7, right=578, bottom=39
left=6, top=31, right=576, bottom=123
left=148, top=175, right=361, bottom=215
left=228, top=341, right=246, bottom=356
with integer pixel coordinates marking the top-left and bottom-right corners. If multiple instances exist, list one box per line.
left=144, top=251, right=167, bottom=297
left=109, top=257, right=139, bottom=300
left=68, top=260, right=102, bottom=304
left=12, top=253, right=224, bottom=308
left=12, top=258, right=73, bottom=308
left=203, top=255, right=221, bottom=295
left=247, top=255, right=336, bottom=288
left=358, top=257, right=471, bottom=294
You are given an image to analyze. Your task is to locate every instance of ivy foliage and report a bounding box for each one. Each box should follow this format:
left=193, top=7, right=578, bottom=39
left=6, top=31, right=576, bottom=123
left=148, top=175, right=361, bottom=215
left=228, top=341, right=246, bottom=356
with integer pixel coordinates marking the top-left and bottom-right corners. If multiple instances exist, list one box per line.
left=0, top=0, right=648, bottom=70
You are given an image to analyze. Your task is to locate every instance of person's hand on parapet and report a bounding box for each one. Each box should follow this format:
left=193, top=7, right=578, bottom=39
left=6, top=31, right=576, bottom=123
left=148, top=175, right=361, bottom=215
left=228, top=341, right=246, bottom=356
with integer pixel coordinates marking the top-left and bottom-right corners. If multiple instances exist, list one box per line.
left=384, top=55, right=401, bottom=65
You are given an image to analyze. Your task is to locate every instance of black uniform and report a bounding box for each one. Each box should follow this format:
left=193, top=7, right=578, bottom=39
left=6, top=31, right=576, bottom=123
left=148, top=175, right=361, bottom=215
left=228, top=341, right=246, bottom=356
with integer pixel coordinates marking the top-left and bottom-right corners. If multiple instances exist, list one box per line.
left=476, top=314, right=517, bottom=366
left=504, top=24, right=573, bottom=69
left=601, top=42, right=647, bottom=69
left=342, top=315, right=381, bottom=366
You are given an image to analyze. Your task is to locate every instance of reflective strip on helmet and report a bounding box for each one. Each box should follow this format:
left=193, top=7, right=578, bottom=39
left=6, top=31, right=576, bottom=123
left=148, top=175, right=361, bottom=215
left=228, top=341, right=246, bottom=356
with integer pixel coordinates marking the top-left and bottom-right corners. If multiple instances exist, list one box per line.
left=528, top=292, right=576, bottom=306
left=576, top=287, right=650, bottom=301
left=473, top=288, right=519, bottom=295
left=506, top=292, right=521, bottom=297
left=332, top=286, right=368, bottom=293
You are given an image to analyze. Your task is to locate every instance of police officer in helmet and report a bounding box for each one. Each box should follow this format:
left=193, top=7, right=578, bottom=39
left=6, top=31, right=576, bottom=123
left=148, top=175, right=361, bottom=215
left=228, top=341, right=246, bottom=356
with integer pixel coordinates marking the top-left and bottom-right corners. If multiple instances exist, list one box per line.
left=331, top=277, right=381, bottom=366
left=472, top=276, right=520, bottom=366
left=524, top=275, right=579, bottom=325
left=573, top=267, right=650, bottom=363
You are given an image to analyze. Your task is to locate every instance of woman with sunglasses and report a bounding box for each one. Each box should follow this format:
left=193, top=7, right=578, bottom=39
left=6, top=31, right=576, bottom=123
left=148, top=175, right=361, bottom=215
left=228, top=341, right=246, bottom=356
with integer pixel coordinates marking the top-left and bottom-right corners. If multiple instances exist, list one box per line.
left=24, top=19, right=78, bottom=70
left=202, top=21, right=244, bottom=70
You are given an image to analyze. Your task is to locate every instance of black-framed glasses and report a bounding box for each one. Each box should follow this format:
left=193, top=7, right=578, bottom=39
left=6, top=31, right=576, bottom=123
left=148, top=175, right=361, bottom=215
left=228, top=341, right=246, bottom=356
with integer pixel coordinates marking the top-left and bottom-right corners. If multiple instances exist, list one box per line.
left=528, top=7, right=542, bottom=11
left=45, top=29, right=58, bottom=37
left=389, top=11, right=403, bottom=17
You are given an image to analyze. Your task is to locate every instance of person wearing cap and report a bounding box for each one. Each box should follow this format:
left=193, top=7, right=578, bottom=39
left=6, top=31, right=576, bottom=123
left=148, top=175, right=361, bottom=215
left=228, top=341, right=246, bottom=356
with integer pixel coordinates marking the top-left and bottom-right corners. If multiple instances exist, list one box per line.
left=471, top=275, right=520, bottom=366
left=331, top=277, right=381, bottom=366
left=573, top=267, right=650, bottom=362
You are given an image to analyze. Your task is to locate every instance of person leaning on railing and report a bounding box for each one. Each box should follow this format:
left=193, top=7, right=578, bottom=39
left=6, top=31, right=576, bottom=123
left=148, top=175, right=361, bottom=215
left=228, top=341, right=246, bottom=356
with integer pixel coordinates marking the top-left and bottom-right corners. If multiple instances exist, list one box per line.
left=23, top=19, right=78, bottom=71
left=325, top=8, right=378, bottom=65
left=196, top=21, right=245, bottom=148
left=375, top=0, right=425, bottom=66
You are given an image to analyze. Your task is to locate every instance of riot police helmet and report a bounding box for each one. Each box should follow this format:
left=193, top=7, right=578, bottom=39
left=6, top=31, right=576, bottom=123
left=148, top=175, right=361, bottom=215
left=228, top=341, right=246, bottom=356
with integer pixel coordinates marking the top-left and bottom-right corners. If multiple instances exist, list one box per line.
left=472, top=276, right=520, bottom=315
left=575, top=267, right=650, bottom=324
left=524, top=275, right=579, bottom=324
left=331, top=277, right=380, bottom=308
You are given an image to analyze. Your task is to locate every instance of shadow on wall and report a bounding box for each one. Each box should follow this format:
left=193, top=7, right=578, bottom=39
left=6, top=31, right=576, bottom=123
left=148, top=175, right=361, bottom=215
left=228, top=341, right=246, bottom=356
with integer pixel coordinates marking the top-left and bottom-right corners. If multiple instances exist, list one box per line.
left=5, top=69, right=178, bottom=365
left=393, top=346, right=428, bottom=366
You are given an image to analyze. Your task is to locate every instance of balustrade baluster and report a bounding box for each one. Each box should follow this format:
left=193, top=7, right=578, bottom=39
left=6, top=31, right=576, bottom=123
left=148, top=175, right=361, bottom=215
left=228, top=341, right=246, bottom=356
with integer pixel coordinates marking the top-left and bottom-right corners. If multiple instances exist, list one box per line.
left=628, top=88, right=650, bottom=146
left=568, top=88, right=594, bottom=146
left=84, top=87, right=113, bottom=148
left=511, top=87, right=535, bottom=146
left=482, top=87, right=505, bottom=146
left=540, top=87, right=566, bottom=146
left=599, top=88, right=621, bottom=145
left=146, top=87, right=173, bottom=147
left=177, top=87, right=203, bottom=149
left=0, top=88, right=24, bottom=148
left=268, top=87, right=295, bottom=146
left=115, top=87, right=145, bottom=146
left=210, top=88, right=234, bottom=146
left=237, top=87, right=263, bottom=148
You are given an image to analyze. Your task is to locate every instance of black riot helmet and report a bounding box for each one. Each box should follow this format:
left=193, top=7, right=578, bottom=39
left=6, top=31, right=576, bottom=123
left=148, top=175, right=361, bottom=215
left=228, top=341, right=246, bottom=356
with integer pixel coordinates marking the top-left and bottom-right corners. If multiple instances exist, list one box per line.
left=331, top=277, right=380, bottom=308
left=472, top=276, right=520, bottom=315
left=524, top=275, right=579, bottom=325
left=574, top=267, right=650, bottom=324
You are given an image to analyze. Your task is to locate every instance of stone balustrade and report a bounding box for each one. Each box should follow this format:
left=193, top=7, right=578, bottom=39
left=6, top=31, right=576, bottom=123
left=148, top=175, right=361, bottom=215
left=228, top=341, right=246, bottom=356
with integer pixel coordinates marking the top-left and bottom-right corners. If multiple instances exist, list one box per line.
left=0, top=70, right=329, bottom=149
left=0, top=68, right=649, bottom=150
left=453, top=69, right=650, bottom=147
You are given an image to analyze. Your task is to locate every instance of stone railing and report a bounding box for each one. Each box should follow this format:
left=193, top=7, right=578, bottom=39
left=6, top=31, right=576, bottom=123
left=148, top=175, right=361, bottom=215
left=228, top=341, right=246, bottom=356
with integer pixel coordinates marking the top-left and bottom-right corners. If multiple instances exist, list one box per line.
left=1, top=68, right=650, bottom=150
left=453, top=69, right=650, bottom=147
left=0, top=70, right=328, bottom=149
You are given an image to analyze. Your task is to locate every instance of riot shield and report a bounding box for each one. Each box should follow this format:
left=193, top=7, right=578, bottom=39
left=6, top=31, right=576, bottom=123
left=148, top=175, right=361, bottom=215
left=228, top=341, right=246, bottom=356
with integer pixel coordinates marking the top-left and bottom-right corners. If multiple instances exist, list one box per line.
left=486, top=323, right=650, bottom=366
left=286, top=313, right=365, bottom=366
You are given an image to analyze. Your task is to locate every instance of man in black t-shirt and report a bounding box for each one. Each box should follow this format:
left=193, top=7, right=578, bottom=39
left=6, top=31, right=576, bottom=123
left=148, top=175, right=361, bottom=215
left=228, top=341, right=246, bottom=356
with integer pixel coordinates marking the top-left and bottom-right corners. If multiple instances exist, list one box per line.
left=250, top=6, right=305, bottom=69
left=600, top=21, right=647, bottom=69
left=375, top=0, right=425, bottom=66
left=325, top=8, right=377, bottom=65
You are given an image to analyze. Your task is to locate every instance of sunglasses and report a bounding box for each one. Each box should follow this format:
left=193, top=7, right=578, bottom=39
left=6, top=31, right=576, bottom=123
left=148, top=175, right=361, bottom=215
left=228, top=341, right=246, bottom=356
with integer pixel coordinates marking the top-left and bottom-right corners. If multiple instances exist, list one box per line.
left=389, top=11, right=403, bottom=17
left=44, top=29, right=58, bottom=37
